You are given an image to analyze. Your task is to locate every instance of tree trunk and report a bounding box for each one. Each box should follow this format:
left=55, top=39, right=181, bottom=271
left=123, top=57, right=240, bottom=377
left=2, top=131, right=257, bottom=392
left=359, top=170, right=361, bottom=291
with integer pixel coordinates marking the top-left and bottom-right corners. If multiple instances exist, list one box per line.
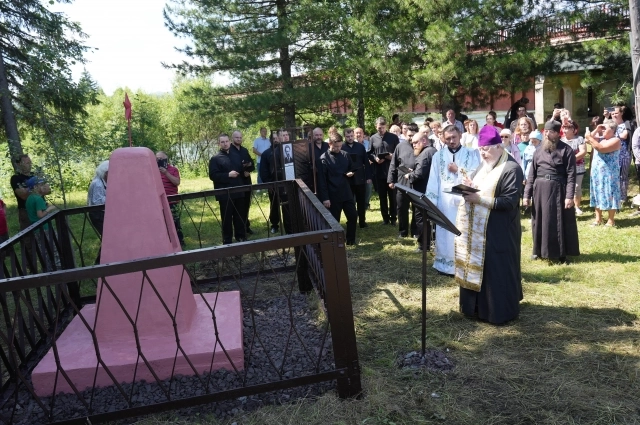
left=0, top=50, right=22, bottom=170
left=356, top=71, right=365, bottom=129
left=277, top=0, right=296, bottom=129
left=629, top=0, right=640, bottom=121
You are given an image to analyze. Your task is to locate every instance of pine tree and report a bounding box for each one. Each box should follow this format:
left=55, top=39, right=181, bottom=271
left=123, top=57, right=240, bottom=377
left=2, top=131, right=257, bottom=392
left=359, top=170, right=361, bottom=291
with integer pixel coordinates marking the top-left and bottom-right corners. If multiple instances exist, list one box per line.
left=165, top=0, right=346, bottom=129
left=0, top=0, right=90, bottom=165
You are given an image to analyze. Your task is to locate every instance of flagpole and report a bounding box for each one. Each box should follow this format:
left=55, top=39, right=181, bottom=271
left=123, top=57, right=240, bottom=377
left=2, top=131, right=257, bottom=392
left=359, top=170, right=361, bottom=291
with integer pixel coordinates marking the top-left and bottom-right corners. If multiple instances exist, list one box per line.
left=124, top=92, right=132, bottom=147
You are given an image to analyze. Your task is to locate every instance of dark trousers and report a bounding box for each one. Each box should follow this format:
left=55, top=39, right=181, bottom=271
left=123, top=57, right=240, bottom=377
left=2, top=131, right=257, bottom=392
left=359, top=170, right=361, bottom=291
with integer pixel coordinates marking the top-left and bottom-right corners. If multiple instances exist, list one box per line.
left=636, top=164, right=640, bottom=187
left=268, top=190, right=291, bottom=234
left=351, top=184, right=367, bottom=226
left=415, top=207, right=432, bottom=250
left=219, top=197, right=247, bottom=244
left=329, top=199, right=357, bottom=243
left=396, top=191, right=411, bottom=236
left=376, top=178, right=396, bottom=223
left=243, top=190, right=252, bottom=231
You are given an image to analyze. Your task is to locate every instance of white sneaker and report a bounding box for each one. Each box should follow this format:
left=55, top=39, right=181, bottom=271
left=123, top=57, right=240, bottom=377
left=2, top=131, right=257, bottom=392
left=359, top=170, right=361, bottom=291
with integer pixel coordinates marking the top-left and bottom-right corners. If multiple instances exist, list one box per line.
left=575, top=207, right=583, bottom=216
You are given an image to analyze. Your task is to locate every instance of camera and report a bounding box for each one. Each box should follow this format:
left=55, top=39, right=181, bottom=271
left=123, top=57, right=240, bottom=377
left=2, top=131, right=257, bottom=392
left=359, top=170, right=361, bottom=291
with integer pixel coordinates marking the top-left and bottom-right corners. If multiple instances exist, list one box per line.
left=157, top=158, right=168, bottom=169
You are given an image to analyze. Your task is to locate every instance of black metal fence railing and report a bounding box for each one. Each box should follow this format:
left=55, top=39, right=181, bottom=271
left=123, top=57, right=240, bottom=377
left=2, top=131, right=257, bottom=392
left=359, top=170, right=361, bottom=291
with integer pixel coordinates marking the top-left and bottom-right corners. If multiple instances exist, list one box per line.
left=0, top=180, right=361, bottom=424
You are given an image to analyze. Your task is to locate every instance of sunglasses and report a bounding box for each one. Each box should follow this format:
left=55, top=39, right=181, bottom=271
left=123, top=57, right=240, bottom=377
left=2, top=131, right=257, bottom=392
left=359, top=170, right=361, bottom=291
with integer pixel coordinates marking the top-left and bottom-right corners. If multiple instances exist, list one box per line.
left=500, top=136, right=510, bottom=139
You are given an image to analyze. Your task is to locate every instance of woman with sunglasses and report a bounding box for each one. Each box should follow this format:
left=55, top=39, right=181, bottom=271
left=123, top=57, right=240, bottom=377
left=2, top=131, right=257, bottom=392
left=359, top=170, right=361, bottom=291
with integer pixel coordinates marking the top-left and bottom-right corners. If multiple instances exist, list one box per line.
left=500, top=129, right=522, bottom=166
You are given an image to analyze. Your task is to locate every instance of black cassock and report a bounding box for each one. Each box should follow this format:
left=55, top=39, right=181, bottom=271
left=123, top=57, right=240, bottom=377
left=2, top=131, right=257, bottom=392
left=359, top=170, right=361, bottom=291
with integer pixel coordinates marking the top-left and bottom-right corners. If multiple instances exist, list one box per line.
left=523, top=141, right=579, bottom=260
left=317, top=150, right=357, bottom=244
left=460, top=159, right=524, bottom=325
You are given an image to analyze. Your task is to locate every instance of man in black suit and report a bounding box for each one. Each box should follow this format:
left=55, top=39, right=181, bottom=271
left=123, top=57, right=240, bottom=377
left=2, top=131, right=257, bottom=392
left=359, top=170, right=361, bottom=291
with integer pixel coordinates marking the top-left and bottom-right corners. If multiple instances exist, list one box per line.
left=317, top=133, right=358, bottom=245
left=231, top=130, right=255, bottom=235
left=369, top=116, right=399, bottom=225
left=259, top=134, right=291, bottom=234
left=284, top=145, right=293, bottom=163
left=342, top=127, right=372, bottom=228
left=209, top=134, right=246, bottom=244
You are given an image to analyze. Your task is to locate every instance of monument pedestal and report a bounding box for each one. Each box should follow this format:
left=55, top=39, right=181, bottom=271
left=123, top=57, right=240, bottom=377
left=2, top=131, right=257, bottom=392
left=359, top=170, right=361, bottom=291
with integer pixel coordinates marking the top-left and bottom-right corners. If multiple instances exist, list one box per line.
left=31, top=148, right=244, bottom=396
left=32, top=292, right=243, bottom=396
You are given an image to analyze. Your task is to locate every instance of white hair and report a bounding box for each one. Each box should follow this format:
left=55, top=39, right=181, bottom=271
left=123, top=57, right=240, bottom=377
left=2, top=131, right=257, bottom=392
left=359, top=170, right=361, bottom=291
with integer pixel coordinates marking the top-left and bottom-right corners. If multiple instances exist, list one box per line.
left=94, top=160, right=109, bottom=180
left=500, top=129, right=512, bottom=136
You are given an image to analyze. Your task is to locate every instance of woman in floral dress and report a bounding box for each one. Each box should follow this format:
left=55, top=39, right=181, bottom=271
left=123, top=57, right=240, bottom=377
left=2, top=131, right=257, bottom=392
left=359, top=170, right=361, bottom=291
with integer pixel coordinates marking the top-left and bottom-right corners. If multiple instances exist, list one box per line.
left=585, top=121, right=621, bottom=227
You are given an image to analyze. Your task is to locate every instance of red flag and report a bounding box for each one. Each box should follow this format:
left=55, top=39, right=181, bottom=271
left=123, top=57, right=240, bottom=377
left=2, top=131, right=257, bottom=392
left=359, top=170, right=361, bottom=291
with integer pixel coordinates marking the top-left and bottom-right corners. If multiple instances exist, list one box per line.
left=123, top=93, right=132, bottom=121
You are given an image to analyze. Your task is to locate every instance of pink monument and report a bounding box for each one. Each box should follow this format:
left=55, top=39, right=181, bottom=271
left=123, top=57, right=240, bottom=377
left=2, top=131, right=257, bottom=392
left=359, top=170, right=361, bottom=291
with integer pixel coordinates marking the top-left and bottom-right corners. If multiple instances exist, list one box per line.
left=32, top=148, right=244, bottom=396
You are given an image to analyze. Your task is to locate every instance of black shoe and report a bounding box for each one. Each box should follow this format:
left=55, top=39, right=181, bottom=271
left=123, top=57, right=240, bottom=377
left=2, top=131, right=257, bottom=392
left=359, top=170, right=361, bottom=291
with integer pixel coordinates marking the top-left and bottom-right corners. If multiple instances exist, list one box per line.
left=360, top=223, right=368, bottom=228
left=270, top=226, right=279, bottom=234
left=437, top=271, right=454, bottom=277
left=382, top=221, right=391, bottom=225
left=398, top=233, right=408, bottom=238
left=246, top=228, right=254, bottom=235
left=346, top=240, right=356, bottom=246
left=390, top=219, right=397, bottom=226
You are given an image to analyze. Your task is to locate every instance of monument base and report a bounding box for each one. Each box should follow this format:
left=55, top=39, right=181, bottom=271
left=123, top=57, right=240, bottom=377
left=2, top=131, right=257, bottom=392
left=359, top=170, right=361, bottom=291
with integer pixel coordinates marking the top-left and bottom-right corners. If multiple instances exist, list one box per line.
left=32, top=292, right=244, bottom=397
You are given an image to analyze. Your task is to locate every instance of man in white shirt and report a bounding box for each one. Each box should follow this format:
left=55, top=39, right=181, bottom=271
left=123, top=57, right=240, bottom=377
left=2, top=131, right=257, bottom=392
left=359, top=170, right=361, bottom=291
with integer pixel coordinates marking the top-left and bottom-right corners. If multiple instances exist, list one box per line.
left=443, top=109, right=465, bottom=134
left=252, top=127, right=271, bottom=184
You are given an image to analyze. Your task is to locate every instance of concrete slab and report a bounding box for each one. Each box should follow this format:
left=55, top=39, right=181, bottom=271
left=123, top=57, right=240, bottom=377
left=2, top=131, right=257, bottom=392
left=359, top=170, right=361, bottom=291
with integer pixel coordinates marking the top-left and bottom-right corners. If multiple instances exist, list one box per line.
left=32, top=291, right=244, bottom=397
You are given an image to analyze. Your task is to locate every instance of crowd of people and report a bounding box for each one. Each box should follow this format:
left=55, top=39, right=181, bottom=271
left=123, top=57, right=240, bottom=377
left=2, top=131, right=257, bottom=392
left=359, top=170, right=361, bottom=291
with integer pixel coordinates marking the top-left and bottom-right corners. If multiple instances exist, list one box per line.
left=6, top=99, right=639, bottom=325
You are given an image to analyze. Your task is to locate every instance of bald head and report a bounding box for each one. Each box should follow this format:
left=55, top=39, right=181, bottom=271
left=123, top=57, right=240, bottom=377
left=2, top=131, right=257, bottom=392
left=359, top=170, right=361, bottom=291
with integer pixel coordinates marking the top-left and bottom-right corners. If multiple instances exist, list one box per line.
left=232, top=130, right=243, bottom=146
left=312, top=127, right=324, bottom=144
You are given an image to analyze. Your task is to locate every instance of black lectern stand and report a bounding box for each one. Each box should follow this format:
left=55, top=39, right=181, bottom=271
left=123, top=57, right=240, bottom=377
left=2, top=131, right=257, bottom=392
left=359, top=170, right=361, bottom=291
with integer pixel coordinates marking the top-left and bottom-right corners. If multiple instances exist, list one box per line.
left=394, top=183, right=461, bottom=356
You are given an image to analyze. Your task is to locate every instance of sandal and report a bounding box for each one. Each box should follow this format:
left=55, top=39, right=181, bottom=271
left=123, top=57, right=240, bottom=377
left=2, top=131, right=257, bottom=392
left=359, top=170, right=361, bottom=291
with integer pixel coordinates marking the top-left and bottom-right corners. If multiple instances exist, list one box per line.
left=604, top=222, right=616, bottom=227
left=590, top=221, right=602, bottom=227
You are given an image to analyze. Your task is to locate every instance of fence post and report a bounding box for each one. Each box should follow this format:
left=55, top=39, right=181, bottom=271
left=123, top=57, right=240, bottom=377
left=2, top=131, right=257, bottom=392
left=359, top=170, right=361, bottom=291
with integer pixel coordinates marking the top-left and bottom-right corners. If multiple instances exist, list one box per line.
left=55, top=212, right=81, bottom=307
left=289, top=182, right=313, bottom=292
left=318, top=230, right=361, bottom=398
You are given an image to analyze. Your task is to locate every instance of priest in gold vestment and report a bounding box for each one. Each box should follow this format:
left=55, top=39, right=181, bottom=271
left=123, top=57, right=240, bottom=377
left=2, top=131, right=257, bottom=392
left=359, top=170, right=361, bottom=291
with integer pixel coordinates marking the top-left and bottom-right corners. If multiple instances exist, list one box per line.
left=455, top=125, right=524, bottom=325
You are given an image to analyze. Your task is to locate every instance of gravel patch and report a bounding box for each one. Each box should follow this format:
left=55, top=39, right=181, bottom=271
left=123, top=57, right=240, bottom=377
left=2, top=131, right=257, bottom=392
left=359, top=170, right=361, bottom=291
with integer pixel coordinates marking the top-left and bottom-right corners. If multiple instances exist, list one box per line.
left=396, top=349, right=455, bottom=373
left=2, top=293, right=336, bottom=424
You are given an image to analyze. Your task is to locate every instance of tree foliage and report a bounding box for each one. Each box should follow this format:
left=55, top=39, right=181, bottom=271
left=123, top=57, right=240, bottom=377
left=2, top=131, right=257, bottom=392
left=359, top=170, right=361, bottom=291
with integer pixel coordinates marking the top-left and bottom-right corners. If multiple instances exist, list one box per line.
left=164, top=0, right=348, bottom=128
left=0, top=0, right=92, bottom=163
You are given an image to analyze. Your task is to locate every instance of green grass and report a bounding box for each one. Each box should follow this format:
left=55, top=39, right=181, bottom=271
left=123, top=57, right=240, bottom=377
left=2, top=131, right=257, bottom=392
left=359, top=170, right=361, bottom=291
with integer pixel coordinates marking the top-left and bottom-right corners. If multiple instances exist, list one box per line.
left=131, top=178, right=640, bottom=425
left=5, top=175, right=640, bottom=425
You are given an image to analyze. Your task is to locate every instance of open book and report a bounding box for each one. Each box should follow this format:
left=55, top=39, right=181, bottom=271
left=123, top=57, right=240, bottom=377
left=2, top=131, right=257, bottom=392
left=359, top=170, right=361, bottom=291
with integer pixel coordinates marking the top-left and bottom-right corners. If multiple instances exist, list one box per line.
left=444, top=184, right=480, bottom=195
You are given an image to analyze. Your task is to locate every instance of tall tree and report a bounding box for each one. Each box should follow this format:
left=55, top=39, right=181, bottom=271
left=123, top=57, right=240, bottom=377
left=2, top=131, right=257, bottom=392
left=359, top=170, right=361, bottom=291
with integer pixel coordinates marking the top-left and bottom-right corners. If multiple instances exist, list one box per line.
left=164, top=0, right=345, bottom=128
left=0, top=0, right=89, bottom=166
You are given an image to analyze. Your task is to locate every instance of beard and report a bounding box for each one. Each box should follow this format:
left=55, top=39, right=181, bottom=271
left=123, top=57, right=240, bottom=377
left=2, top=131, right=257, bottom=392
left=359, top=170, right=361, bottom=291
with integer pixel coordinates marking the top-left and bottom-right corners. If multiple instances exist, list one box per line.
left=543, top=136, right=558, bottom=152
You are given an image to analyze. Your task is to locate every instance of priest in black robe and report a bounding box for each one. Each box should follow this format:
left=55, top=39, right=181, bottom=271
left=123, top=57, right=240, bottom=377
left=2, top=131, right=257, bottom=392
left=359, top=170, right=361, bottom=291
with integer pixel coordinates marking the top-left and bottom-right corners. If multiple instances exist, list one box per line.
left=523, top=120, right=579, bottom=262
left=455, top=125, right=524, bottom=325
left=317, top=133, right=357, bottom=245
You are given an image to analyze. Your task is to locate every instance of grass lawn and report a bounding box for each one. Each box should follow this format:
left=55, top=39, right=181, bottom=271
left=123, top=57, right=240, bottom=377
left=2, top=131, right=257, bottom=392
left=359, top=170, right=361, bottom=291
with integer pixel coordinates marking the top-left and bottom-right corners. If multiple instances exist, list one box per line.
left=4, top=174, right=639, bottom=425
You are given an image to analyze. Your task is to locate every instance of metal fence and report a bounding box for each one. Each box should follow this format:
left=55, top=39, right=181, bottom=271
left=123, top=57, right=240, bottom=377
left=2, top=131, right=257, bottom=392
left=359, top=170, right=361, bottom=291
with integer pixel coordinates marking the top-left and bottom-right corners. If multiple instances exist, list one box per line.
left=467, top=4, right=630, bottom=50
left=0, top=180, right=361, bottom=424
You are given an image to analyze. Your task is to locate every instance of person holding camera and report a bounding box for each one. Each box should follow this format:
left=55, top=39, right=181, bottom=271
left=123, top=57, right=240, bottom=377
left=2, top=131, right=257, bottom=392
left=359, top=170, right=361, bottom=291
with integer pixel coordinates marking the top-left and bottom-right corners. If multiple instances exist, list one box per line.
left=585, top=121, right=621, bottom=226
left=156, top=151, right=185, bottom=248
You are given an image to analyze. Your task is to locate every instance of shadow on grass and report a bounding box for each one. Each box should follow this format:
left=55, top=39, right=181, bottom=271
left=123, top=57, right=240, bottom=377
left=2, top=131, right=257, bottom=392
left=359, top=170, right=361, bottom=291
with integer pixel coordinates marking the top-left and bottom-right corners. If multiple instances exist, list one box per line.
left=571, top=251, right=640, bottom=263
left=356, top=300, right=640, bottom=424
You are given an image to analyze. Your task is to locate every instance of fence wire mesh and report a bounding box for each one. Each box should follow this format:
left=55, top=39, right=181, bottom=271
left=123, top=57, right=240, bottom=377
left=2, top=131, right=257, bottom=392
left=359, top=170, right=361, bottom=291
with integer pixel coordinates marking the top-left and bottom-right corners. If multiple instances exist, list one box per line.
left=0, top=180, right=360, bottom=424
